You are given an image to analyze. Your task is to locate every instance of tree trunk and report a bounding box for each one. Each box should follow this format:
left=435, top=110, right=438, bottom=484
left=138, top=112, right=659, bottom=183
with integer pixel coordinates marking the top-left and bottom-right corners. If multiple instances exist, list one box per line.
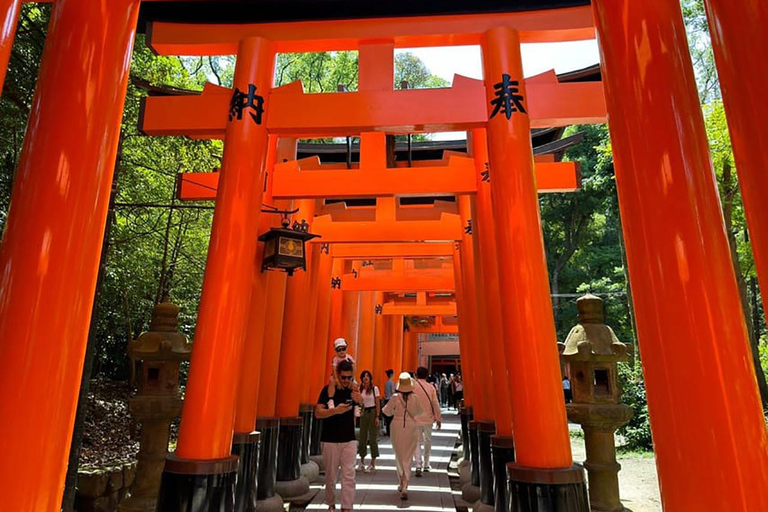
left=551, top=267, right=560, bottom=330
left=721, top=161, right=768, bottom=408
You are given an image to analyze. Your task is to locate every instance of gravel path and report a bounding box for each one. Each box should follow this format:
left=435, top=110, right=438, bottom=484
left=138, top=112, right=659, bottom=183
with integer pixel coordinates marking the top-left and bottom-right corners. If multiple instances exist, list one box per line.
left=570, top=433, right=662, bottom=512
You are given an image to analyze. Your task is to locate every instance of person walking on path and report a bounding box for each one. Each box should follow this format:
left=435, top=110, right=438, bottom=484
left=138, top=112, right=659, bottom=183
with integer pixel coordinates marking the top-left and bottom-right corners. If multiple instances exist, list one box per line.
left=412, top=366, right=442, bottom=477
left=357, top=370, right=381, bottom=473
left=381, top=369, right=396, bottom=436
left=440, top=373, right=449, bottom=407
left=315, top=359, right=363, bottom=512
left=382, top=372, right=424, bottom=500
left=453, top=373, right=464, bottom=406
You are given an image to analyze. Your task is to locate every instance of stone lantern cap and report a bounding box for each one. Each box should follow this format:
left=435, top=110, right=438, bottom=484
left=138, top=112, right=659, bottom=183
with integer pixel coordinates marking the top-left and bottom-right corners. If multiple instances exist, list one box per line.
left=129, top=298, right=192, bottom=361
left=560, top=294, right=629, bottom=362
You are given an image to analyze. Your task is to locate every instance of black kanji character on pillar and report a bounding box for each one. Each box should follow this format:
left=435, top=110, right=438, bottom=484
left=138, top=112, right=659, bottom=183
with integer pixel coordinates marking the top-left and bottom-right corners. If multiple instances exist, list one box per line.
left=481, top=162, right=490, bottom=182
left=351, top=268, right=358, bottom=279
left=229, top=84, right=265, bottom=124
left=464, top=220, right=473, bottom=235
left=321, top=243, right=330, bottom=254
left=331, top=277, right=342, bottom=289
left=489, top=74, right=526, bottom=120
left=375, top=304, right=383, bottom=315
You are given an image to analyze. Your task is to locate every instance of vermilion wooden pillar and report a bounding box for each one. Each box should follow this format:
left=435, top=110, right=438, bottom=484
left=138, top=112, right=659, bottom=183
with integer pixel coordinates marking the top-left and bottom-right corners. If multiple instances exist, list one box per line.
left=469, top=128, right=514, bottom=438
left=592, top=0, right=768, bottom=509
left=703, top=0, right=768, bottom=310
left=483, top=27, right=587, bottom=511
left=341, top=289, right=361, bottom=355
left=470, top=128, right=517, bottom=511
left=307, top=246, right=333, bottom=398
left=257, top=271, right=288, bottom=417
left=0, top=1, right=140, bottom=508
left=325, top=259, right=344, bottom=369
left=160, top=36, right=276, bottom=507
left=175, top=36, right=274, bottom=460
left=456, top=197, right=489, bottom=421
left=275, top=199, right=318, bottom=418
left=356, top=291, right=376, bottom=375
left=273, top=199, right=318, bottom=496
left=372, top=291, right=389, bottom=391
left=389, top=314, right=404, bottom=374
left=233, top=137, right=294, bottom=434
left=483, top=27, right=571, bottom=468
left=299, top=240, right=323, bottom=404
left=402, top=330, right=418, bottom=373
left=0, top=0, right=20, bottom=92
left=452, top=245, right=476, bottom=411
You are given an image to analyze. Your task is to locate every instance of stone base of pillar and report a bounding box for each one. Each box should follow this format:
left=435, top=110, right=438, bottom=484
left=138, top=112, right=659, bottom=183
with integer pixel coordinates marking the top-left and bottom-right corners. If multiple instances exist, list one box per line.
left=309, top=414, right=323, bottom=456
left=299, top=404, right=314, bottom=465
left=300, top=460, right=320, bottom=483
left=507, top=463, right=589, bottom=512
left=156, top=455, right=238, bottom=511
left=459, top=461, right=471, bottom=486
left=460, top=406, right=473, bottom=461
left=274, top=476, right=310, bottom=500
left=233, top=431, right=260, bottom=512
left=473, top=498, right=496, bottom=512
left=491, top=435, right=515, bottom=512
left=477, top=421, right=495, bottom=506
left=255, top=493, right=284, bottom=512
left=468, top=421, right=481, bottom=488
left=277, top=417, right=303, bottom=483
left=256, top=418, right=280, bottom=501
left=462, top=483, right=481, bottom=503
left=310, top=454, right=325, bottom=473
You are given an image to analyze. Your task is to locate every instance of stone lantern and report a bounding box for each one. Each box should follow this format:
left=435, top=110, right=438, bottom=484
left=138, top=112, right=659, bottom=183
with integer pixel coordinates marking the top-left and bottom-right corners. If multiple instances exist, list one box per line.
left=119, top=298, right=192, bottom=512
left=559, top=294, right=633, bottom=512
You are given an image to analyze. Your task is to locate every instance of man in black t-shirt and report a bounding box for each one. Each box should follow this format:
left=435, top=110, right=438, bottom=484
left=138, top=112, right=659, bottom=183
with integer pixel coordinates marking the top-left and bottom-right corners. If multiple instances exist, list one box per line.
left=316, top=359, right=362, bottom=511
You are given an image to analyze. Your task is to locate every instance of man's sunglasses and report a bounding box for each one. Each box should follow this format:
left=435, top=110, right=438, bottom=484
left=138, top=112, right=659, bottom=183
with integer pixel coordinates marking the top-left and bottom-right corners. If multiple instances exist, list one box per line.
left=338, top=375, right=353, bottom=381
left=335, top=346, right=347, bottom=352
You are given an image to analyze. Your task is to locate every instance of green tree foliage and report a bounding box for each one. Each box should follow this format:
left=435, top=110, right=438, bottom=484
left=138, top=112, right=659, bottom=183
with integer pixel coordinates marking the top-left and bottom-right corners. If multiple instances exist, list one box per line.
left=275, top=51, right=358, bottom=91
left=394, top=52, right=450, bottom=89
left=93, top=38, right=225, bottom=379
left=0, top=3, right=50, bottom=221
left=540, top=124, right=633, bottom=344
left=617, top=363, right=653, bottom=451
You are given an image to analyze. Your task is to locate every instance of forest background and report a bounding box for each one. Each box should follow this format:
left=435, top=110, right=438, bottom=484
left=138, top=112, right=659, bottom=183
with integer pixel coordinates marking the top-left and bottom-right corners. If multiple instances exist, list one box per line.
left=0, top=0, right=765, bottom=456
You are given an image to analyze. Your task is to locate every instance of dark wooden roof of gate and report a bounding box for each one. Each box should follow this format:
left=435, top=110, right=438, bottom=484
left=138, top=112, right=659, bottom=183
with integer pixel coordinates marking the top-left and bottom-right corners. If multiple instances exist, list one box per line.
left=138, top=0, right=591, bottom=31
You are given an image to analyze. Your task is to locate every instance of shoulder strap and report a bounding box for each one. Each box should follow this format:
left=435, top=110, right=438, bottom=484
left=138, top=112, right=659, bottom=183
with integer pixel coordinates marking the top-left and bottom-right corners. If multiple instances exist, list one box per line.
left=417, top=380, right=436, bottom=419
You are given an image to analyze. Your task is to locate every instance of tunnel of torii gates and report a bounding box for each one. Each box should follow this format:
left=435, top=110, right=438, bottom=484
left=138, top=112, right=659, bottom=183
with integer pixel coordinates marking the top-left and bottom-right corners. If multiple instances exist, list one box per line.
left=0, top=0, right=766, bottom=511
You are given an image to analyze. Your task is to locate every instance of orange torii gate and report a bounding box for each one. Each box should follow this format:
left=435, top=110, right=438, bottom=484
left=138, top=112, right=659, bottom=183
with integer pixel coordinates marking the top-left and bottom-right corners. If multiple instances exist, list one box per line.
left=0, top=1, right=766, bottom=511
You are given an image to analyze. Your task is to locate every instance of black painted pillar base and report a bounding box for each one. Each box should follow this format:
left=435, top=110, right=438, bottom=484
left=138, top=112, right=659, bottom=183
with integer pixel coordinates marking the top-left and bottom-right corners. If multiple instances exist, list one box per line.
left=256, top=418, right=280, bottom=501
left=507, top=463, right=590, bottom=512
left=478, top=421, right=496, bottom=506
left=309, top=413, right=323, bottom=457
left=232, top=431, right=260, bottom=512
left=468, top=420, right=481, bottom=488
left=491, top=436, right=515, bottom=512
left=299, top=404, right=313, bottom=464
left=156, top=455, right=238, bottom=512
left=460, top=406, right=473, bottom=461
left=276, top=416, right=303, bottom=482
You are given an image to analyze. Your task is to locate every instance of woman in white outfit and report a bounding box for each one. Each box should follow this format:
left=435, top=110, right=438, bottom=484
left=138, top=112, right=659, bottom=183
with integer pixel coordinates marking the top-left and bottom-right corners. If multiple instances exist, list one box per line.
left=382, top=372, right=424, bottom=500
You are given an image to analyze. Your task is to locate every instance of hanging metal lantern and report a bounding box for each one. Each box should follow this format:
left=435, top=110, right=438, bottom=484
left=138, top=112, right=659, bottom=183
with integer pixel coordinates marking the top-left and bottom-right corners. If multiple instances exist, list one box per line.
left=258, top=216, right=320, bottom=276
